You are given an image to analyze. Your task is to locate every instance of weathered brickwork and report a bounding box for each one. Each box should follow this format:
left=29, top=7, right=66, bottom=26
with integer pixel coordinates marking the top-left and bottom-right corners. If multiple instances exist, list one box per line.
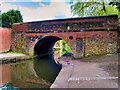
left=85, top=37, right=107, bottom=57
left=12, top=32, right=26, bottom=53
left=85, top=31, right=118, bottom=57
left=13, top=15, right=118, bottom=32
left=12, top=15, right=119, bottom=58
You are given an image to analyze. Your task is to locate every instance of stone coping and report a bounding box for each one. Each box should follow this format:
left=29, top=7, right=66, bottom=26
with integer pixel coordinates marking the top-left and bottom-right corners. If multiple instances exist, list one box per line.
left=0, top=53, right=34, bottom=64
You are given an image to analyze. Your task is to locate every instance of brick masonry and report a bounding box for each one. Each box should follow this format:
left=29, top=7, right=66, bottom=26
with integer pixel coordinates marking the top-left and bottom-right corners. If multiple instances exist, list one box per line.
left=12, top=15, right=119, bottom=58
left=0, top=27, right=11, bottom=53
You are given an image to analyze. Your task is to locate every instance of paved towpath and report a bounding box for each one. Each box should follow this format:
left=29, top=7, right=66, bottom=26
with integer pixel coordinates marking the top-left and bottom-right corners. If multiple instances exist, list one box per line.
left=0, top=53, right=32, bottom=64
left=51, top=54, right=119, bottom=88
left=0, top=53, right=26, bottom=59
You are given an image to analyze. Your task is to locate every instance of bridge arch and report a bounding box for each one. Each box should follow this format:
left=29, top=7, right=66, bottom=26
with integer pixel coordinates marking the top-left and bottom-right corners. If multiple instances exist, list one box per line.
left=34, top=35, right=72, bottom=57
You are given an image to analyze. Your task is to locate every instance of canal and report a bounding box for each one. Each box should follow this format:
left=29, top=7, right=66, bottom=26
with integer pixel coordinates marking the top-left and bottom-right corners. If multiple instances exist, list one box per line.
left=0, top=53, right=62, bottom=88
left=0, top=40, right=72, bottom=88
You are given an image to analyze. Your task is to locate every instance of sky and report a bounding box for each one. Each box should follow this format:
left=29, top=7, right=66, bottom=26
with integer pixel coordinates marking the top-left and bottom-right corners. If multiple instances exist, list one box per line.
left=0, top=0, right=78, bottom=22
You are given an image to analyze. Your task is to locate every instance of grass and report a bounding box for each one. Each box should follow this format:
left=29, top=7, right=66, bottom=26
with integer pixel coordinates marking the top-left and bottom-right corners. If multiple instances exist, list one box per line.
left=9, top=52, right=25, bottom=54
left=2, top=51, right=25, bottom=55
left=86, top=52, right=117, bottom=59
left=85, top=53, right=107, bottom=59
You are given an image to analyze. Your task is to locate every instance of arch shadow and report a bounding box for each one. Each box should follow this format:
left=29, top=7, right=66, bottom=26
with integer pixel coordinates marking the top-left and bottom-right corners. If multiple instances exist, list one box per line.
left=34, top=36, right=72, bottom=57
left=34, top=36, right=61, bottom=57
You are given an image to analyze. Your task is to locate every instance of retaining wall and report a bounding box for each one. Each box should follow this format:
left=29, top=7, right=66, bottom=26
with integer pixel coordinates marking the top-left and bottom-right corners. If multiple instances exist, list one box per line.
left=0, top=27, right=11, bottom=53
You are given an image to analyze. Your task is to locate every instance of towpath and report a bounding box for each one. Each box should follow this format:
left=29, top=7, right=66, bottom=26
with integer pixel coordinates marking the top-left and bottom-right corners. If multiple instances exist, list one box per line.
left=51, top=53, right=119, bottom=89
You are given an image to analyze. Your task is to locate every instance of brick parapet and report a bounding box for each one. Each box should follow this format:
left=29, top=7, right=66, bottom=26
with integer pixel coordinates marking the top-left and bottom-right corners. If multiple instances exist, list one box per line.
left=13, top=15, right=118, bottom=32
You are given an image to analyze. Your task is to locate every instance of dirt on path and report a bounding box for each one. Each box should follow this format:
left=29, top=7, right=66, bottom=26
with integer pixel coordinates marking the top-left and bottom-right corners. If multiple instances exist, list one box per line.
left=51, top=53, right=119, bottom=88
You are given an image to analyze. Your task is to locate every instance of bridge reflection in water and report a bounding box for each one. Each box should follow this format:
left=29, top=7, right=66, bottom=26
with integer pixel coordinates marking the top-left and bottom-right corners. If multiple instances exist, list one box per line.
left=1, top=53, right=62, bottom=88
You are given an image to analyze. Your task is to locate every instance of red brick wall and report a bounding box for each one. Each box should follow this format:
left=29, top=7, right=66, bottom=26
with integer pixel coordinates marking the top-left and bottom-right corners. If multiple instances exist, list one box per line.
left=0, top=27, right=11, bottom=53
left=12, top=15, right=119, bottom=58
left=12, top=15, right=118, bottom=32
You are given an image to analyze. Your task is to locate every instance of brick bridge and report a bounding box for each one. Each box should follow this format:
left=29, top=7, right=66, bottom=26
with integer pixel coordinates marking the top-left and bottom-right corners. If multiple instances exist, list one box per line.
left=12, top=15, right=118, bottom=58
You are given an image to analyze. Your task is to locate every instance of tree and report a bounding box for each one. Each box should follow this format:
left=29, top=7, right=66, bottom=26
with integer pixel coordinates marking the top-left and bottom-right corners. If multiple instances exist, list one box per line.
left=70, top=0, right=118, bottom=17
left=2, top=9, right=23, bottom=28
left=109, top=2, right=120, bottom=27
left=109, top=2, right=120, bottom=12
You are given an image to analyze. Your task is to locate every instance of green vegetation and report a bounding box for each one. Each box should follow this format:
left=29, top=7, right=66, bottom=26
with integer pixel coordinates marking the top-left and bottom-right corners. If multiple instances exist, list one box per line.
left=70, top=1, right=118, bottom=17
left=2, top=51, right=25, bottom=55
left=54, top=40, right=72, bottom=56
left=0, top=14, right=1, bottom=27
left=109, top=2, right=120, bottom=12
left=65, top=22, right=69, bottom=27
left=96, top=75, right=100, bottom=77
left=1, top=9, right=23, bottom=28
left=86, top=52, right=117, bottom=59
left=61, top=48, right=68, bottom=56
left=62, top=40, right=71, bottom=52
left=9, top=52, right=25, bottom=54
left=109, top=2, right=120, bottom=26
left=6, top=82, right=13, bottom=88
left=61, top=40, right=72, bottom=56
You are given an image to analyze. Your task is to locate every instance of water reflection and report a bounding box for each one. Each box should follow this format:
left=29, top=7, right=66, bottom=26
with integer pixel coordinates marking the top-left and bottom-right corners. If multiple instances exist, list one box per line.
left=0, top=65, right=11, bottom=87
left=1, top=54, right=62, bottom=88
left=34, top=54, right=62, bottom=83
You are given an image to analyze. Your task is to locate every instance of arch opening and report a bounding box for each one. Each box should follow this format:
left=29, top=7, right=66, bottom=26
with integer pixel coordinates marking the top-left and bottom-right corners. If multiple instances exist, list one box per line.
left=34, top=36, right=72, bottom=57
left=34, top=36, right=61, bottom=57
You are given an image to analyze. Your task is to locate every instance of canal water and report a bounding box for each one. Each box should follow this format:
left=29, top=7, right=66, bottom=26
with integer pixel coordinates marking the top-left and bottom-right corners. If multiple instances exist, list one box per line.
left=0, top=53, right=62, bottom=88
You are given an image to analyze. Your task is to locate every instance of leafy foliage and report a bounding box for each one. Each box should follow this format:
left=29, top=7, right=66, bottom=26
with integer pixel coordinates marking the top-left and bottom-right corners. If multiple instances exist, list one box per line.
left=2, top=9, right=23, bottom=28
left=109, top=2, right=120, bottom=11
left=61, top=40, right=72, bottom=56
left=6, top=82, right=13, bottom=88
left=108, top=2, right=120, bottom=27
left=70, top=0, right=118, bottom=17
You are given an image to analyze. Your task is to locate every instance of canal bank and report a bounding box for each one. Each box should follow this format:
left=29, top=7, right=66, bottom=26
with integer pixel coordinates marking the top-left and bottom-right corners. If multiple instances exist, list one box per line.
left=0, top=53, right=34, bottom=64
left=0, top=53, right=119, bottom=88
left=0, top=53, right=61, bottom=88
left=0, top=53, right=35, bottom=87
left=51, top=53, right=119, bottom=88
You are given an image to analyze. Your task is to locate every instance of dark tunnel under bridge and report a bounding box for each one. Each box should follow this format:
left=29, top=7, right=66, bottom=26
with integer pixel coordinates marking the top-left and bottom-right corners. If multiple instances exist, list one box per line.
left=34, top=36, right=63, bottom=57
